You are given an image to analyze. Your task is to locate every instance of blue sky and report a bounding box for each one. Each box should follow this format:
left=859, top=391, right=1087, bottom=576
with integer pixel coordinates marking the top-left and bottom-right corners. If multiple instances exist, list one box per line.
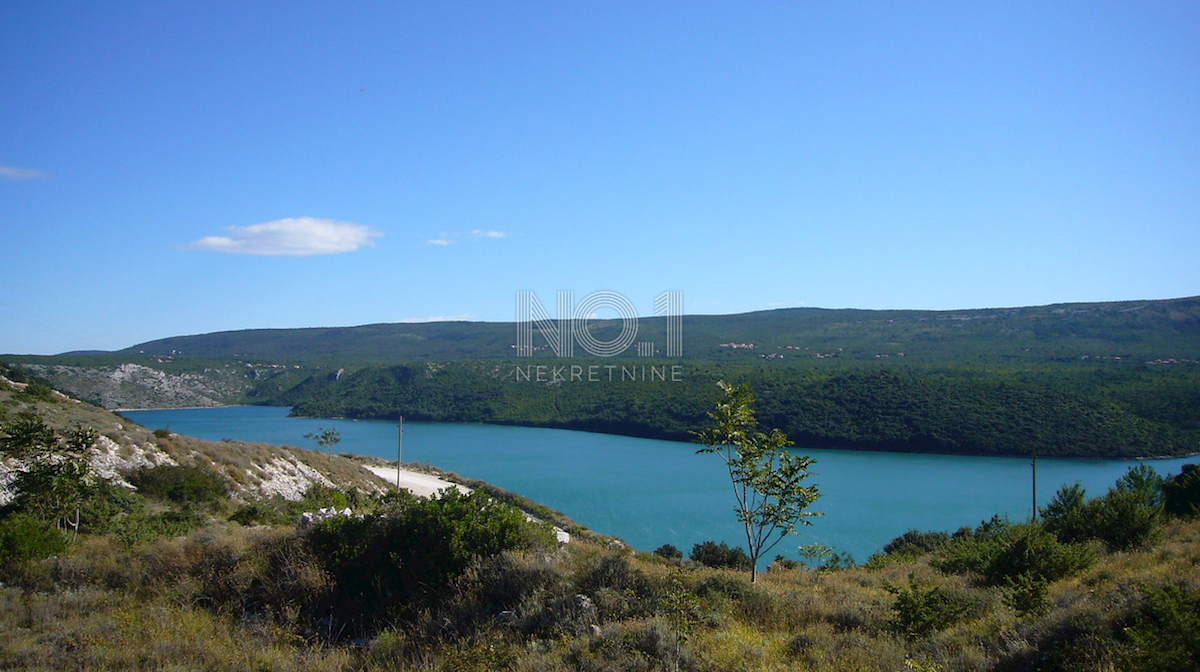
left=2, top=1, right=1198, bottom=355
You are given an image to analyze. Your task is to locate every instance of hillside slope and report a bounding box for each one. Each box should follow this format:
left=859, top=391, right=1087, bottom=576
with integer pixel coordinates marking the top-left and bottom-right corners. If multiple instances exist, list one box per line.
left=0, top=364, right=387, bottom=504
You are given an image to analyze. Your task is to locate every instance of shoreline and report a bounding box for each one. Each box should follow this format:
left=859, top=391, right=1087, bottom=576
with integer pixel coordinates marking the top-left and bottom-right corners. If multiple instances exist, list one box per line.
left=118, top=406, right=1200, bottom=462
left=114, top=405, right=235, bottom=412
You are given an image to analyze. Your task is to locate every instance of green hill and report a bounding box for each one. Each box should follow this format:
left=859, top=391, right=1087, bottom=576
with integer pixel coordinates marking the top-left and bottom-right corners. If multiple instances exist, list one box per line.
left=6, top=296, right=1200, bottom=458
left=76, top=295, right=1200, bottom=366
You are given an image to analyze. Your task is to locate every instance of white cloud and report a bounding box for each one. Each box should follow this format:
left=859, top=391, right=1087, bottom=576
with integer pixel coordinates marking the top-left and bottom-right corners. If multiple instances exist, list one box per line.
left=185, top=217, right=382, bottom=256
left=0, top=165, right=49, bottom=181
left=427, top=229, right=509, bottom=245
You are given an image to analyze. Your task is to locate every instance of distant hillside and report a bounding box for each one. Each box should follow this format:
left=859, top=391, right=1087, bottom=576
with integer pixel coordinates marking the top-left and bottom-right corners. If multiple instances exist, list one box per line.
left=5, top=296, right=1200, bottom=459
left=74, top=295, right=1200, bottom=366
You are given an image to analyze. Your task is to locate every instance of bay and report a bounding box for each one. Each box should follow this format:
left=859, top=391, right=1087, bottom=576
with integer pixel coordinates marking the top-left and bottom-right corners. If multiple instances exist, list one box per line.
left=122, top=406, right=1196, bottom=563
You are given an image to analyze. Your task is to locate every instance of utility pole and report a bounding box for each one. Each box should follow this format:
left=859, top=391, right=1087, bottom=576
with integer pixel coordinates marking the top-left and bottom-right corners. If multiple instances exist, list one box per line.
left=397, top=415, right=403, bottom=489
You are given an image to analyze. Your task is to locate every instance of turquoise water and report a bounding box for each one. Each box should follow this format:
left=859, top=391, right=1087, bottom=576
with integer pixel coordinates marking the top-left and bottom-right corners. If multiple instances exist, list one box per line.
left=122, top=406, right=1196, bottom=563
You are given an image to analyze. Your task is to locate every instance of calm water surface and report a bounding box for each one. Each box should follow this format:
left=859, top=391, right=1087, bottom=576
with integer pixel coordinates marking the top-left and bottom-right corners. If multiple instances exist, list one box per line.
left=122, top=406, right=1196, bottom=562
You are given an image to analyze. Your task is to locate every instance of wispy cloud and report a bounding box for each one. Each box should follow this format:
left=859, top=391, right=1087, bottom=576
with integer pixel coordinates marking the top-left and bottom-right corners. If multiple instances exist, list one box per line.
left=185, top=217, right=382, bottom=256
left=397, top=314, right=477, bottom=323
left=0, top=165, right=50, bottom=181
left=426, top=229, right=509, bottom=245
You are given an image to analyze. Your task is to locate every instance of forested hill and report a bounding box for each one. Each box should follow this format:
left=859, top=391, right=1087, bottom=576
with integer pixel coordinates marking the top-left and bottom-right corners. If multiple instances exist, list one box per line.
left=100, top=295, right=1200, bottom=366
left=7, top=296, right=1200, bottom=459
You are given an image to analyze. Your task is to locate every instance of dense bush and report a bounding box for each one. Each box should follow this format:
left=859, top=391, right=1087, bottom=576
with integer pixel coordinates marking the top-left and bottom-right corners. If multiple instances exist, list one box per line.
left=1042, top=469, right=1163, bottom=551
left=1124, top=582, right=1200, bottom=672
left=882, top=529, right=951, bottom=557
left=0, top=513, right=66, bottom=571
left=127, top=464, right=229, bottom=507
left=17, top=381, right=56, bottom=402
left=1163, top=464, right=1200, bottom=518
left=933, top=519, right=1093, bottom=587
left=689, top=541, right=751, bottom=571
left=76, top=480, right=144, bottom=535
left=578, top=553, right=662, bottom=622
left=111, top=509, right=207, bottom=547
left=0, top=412, right=57, bottom=457
left=5, top=454, right=94, bottom=530
left=884, top=574, right=968, bottom=638
left=305, top=488, right=556, bottom=637
left=653, top=543, right=683, bottom=560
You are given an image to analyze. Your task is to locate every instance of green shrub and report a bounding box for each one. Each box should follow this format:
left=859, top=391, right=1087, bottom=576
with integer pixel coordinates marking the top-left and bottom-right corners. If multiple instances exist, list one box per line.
left=883, top=529, right=951, bottom=557
left=1004, top=571, right=1050, bottom=616
left=770, top=554, right=800, bottom=570
left=305, top=488, right=555, bottom=637
left=931, top=516, right=1012, bottom=577
left=982, top=524, right=1094, bottom=586
left=566, top=618, right=689, bottom=672
left=1042, top=475, right=1163, bottom=551
left=577, top=553, right=660, bottom=622
left=1041, top=482, right=1091, bottom=543
left=693, top=573, right=752, bottom=602
left=1090, top=489, right=1162, bottom=550
left=127, top=464, right=229, bottom=507
left=76, top=480, right=144, bottom=535
left=653, top=543, right=682, bottom=560
left=443, top=550, right=575, bottom=637
left=112, top=509, right=206, bottom=546
left=0, top=513, right=67, bottom=570
left=1116, top=464, right=1165, bottom=508
left=0, top=412, right=57, bottom=457
left=934, top=521, right=1093, bottom=587
left=228, top=501, right=282, bottom=526
left=18, top=381, right=56, bottom=402
left=689, top=540, right=751, bottom=570
left=884, top=574, right=967, bottom=637
left=1125, top=582, right=1200, bottom=672
left=1163, top=464, right=1200, bottom=518
left=7, top=454, right=94, bottom=529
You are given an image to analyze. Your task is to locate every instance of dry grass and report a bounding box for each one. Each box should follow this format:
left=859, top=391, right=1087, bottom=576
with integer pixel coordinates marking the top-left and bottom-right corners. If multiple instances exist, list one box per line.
left=0, top=520, right=1197, bottom=671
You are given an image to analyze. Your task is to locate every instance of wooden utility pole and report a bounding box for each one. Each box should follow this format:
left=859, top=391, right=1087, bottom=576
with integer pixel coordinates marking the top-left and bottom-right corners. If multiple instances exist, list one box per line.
left=397, top=415, right=404, bottom=489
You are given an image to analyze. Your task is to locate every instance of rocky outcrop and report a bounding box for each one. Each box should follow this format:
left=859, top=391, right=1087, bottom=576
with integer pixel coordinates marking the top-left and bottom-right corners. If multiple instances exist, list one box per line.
left=17, top=363, right=251, bottom=409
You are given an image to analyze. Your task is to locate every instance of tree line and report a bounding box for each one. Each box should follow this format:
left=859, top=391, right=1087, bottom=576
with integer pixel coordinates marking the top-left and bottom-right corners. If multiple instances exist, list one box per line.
left=276, top=359, right=1200, bottom=458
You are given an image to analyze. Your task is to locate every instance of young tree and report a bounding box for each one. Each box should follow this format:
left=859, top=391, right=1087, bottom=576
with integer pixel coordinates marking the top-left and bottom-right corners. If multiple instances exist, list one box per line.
left=304, top=427, right=341, bottom=455
left=695, top=381, right=821, bottom=582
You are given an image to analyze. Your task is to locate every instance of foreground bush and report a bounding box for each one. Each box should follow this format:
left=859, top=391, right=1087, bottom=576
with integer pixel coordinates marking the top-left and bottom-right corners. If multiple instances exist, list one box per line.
left=1042, top=470, right=1163, bottom=551
left=0, top=514, right=66, bottom=571
left=305, top=488, right=556, bottom=637
left=933, top=519, right=1094, bottom=589
left=1164, top=464, right=1200, bottom=518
